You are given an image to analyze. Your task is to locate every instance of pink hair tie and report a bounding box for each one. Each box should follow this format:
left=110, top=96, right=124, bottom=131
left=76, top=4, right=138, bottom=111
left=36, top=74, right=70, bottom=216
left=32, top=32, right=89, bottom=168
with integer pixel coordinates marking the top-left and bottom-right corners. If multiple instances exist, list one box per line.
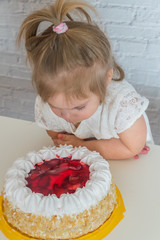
left=53, top=22, right=68, bottom=34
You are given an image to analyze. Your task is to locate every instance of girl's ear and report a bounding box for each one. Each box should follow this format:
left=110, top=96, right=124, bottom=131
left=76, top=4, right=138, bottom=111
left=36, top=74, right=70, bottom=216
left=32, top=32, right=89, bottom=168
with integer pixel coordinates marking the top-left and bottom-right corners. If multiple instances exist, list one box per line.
left=106, top=68, right=113, bottom=87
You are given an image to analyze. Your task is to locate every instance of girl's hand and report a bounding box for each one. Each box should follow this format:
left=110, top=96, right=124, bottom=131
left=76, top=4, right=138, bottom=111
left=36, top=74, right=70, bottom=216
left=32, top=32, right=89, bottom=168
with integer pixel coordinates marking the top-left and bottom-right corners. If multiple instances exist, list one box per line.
left=133, top=145, right=150, bottom=159
left=46, top=130, right=60, bottom=139
left=53, top=133, right=84, bottom=148
left=46, top=130, right=67, bottom=141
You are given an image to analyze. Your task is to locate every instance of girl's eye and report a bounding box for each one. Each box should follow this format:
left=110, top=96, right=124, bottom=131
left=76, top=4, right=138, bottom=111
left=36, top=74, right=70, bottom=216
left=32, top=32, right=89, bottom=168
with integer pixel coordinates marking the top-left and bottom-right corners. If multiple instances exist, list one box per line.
left=75, top=106, right=85, bottom=111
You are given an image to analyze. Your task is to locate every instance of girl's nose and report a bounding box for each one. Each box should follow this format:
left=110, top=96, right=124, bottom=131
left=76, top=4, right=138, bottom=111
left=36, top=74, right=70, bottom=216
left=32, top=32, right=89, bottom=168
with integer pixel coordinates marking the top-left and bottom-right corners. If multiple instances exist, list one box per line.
left=61, top=110, right=70, bottom=121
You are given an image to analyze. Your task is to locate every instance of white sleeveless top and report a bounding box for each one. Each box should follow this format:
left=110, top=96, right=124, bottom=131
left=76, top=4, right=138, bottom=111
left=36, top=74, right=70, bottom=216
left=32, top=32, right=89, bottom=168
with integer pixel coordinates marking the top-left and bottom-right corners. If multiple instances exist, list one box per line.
left=35, top=80, right=154, bottom=144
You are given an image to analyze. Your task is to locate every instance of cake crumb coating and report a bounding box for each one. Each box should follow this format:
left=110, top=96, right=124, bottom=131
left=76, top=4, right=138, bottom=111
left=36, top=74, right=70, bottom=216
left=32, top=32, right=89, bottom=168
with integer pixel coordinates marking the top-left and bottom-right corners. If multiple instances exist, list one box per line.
left=3, top=184, right=116, bottom=239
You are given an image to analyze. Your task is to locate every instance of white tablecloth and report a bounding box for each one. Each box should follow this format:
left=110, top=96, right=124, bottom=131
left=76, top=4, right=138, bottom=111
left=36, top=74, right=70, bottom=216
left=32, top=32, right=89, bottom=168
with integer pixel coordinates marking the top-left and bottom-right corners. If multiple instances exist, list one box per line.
left=0, top=116, right=160, bottom=240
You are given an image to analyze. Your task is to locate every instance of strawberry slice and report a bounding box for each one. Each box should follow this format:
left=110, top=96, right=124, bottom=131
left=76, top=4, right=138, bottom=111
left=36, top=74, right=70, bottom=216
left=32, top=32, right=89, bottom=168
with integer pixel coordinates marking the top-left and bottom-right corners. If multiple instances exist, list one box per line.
left=25, top=157, right=90, bottom=197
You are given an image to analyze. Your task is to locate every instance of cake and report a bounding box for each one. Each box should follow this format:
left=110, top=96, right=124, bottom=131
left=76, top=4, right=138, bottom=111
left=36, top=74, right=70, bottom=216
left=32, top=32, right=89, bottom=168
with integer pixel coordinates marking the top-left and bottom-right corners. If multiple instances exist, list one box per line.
left=2, top=145, right=117, bottom=239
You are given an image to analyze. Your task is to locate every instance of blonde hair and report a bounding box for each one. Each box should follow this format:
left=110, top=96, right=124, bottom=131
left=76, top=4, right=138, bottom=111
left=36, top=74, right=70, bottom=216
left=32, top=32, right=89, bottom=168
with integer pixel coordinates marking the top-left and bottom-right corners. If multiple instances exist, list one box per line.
left=17, top=0, right=125, bottom=102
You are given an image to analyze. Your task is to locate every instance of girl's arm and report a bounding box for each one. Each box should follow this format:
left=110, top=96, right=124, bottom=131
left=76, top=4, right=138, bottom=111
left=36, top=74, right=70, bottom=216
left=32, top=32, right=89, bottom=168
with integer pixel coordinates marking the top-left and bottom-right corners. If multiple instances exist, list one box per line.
left=46, top=130, right=68, bottom=140
left=46, top=130, right=60, bottom=140
left=54, top=116, right=147, bottom=159
left=84, top=115, right=147, bottom=159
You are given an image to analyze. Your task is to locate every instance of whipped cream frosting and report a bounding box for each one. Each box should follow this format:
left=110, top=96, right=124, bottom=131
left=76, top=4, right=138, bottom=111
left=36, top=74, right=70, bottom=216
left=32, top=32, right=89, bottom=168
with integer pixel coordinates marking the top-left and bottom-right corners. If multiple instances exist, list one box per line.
left=4, top=145, right=112, bottom=217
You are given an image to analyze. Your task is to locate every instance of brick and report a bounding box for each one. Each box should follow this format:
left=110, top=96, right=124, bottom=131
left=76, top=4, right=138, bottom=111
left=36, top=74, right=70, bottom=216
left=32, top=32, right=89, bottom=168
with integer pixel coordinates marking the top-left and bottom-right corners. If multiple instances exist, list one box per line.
left=0, top=1, right=24, bottom=14
left=153, top=136, right=160, bottom=145
left=118, top=40, right=147, bottom=56
left=145, top=44, right=160, bottom=58
left=0, top=97, right=4, bottom=108
left=120, top=56, right=160, bottom=73
left=103, top=0, right=159, bottom=8
left=0, top=39, right=9, bottom=51
left=0, top=77, right=33, bottom=91
left=0, top=52, right=20, bottom=65
left=134, top=9, right=160, bottom=27
left=13, top=89, right=36, bottom=101
left=0, top=110, right=25, bottom=120
left=134, top=84, right=160, bottom=97
left=0, top=64, right=31, bottom=80
left=130, top=71, right=160, bottom=88
left=0, top=26, right=17, bottom=40
left=0, top=87, right=12, bottom=97
left=106, top=24, right=160, bottom=42
left=97, top=6, right=135, bottom=24
left=147, top=98, right=160, bottom=112
left=21, top=99, right=35, bottom=113
left=3, top=96, right=23, bottom=111
left=0, top=52, right=27, bottom=69
left=0, top=14, right=26, bottom=27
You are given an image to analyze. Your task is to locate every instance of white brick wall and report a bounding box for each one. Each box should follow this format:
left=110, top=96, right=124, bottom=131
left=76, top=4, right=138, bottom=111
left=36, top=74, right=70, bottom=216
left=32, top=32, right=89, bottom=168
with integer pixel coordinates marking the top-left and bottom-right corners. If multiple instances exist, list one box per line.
left=0, top=0, right=160, bottom=86
left=0, top=76, right=36, bottom=121
left=0, top=0, right=160, bottom=144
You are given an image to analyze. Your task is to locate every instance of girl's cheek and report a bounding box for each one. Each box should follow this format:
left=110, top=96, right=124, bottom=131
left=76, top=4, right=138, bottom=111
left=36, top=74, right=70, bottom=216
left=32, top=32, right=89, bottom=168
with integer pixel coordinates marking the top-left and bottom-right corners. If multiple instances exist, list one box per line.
left=51, top=109, right=61, bottom=117
left=77, top=110, right=91, bottom=119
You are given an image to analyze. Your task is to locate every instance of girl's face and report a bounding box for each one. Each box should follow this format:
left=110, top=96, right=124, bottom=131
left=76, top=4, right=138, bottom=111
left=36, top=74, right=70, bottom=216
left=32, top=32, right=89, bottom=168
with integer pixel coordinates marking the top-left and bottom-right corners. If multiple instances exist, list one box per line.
left=48, top=92, right=100, bottom=125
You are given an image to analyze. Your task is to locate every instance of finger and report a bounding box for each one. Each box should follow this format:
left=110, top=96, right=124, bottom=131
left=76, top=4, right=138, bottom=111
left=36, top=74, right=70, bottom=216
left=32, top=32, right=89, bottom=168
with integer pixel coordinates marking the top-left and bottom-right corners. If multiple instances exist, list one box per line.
left=58, top=134, right=71, bottom=140
left=141, top=149, right=148, bottom=154
left=53, top=138, right=63, bottom=147
left=58, top=133, right=64, bottom=139
left=56, top=139, right=67, bottom=146
left=133, top=155, right=139, bottom=159
left=144, top=145, right=150, bottom=151
left=53, top=139, right=59, bottom=147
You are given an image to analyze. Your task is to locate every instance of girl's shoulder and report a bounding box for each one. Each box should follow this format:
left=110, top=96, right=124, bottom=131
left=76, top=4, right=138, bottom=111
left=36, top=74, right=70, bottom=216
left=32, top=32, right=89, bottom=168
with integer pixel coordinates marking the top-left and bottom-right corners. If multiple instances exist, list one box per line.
left=105, top=79, right=142, bottom=104
left=107, top=79, right=135, bottom=96
left=104, top=80, right=149, bottom=134
left=104, top=79, right=149, bottom=118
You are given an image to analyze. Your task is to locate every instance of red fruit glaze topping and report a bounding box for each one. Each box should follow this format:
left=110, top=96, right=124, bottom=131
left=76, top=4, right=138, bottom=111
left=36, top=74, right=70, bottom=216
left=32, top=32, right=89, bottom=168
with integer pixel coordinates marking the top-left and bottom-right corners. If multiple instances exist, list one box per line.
left=25, top=157, right=90, bottom=198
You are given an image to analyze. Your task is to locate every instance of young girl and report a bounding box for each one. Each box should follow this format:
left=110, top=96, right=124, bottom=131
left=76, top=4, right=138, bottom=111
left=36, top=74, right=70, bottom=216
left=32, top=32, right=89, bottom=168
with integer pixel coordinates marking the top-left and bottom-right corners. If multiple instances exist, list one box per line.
left=17, top=0, right=153, bottom=159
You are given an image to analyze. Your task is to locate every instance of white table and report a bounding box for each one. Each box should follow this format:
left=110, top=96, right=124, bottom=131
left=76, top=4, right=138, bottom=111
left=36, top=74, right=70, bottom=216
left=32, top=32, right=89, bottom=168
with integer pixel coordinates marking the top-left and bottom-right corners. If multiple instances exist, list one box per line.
left=0, top=116, right=160, bottom=240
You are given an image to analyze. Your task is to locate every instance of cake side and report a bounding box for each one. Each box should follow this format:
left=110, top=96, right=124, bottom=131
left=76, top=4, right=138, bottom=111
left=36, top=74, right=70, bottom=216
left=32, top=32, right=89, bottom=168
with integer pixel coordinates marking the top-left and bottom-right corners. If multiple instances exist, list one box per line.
left=3, top=184, right=116, bottom=239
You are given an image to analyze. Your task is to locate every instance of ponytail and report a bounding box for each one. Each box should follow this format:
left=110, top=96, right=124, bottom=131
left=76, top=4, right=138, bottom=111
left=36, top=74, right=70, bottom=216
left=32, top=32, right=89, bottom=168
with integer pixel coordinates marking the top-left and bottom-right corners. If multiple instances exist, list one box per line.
left=17, top=0, right=97, bottom=68
left=17, top=0, right=125, bottom=101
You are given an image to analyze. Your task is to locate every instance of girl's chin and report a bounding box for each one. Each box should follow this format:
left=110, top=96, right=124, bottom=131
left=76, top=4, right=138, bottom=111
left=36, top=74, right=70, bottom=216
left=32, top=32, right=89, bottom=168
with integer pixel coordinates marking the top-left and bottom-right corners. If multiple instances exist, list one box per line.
left=68, top=120, right=80, bottom=125
left=66, top=120, right=76, bottom=124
